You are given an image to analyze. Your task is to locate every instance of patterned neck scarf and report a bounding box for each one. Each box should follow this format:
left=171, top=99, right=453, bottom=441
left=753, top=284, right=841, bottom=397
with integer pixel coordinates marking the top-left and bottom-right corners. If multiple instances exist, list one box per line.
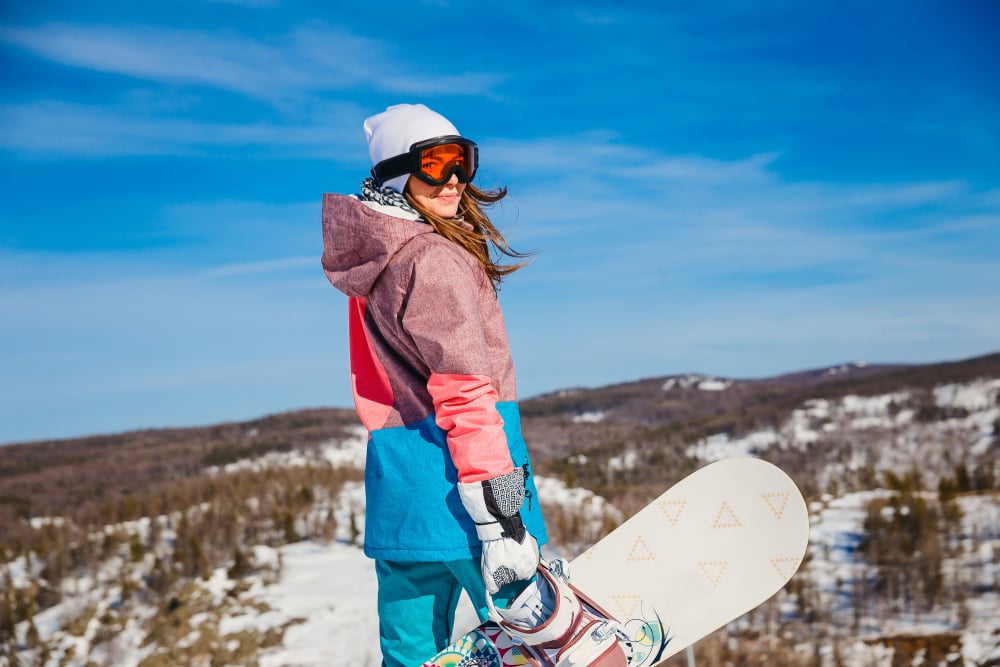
left=359, top=177, right=419, bottom=216
left=358, top=177, right=473, bottom=230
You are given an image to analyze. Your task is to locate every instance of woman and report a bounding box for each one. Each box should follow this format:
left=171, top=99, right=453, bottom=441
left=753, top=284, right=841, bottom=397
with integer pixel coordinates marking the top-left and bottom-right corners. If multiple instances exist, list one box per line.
left=321, top=103, right=549, bottom=666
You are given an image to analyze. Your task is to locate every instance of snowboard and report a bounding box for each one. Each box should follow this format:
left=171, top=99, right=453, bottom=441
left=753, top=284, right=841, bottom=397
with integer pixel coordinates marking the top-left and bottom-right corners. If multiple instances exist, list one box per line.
left=422, top=457, right=810, bottom=666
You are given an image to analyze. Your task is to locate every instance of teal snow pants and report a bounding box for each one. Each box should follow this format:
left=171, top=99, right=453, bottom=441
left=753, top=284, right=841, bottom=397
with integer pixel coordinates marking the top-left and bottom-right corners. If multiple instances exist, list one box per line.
left=375, top=558, right=531, bottom=666
left=375, top=557, right=490, bottom=667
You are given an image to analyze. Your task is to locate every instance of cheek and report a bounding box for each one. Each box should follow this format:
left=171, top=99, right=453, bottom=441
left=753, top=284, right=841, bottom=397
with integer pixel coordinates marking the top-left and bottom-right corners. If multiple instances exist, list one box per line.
left=407, top=189, right=431, bottom=207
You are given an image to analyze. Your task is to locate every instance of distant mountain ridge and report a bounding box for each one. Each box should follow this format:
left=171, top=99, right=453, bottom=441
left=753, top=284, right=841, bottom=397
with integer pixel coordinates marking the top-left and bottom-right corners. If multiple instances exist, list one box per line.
left=518, top=352, right=999, bottom=472
left=2, top=351, right=997, bottom=522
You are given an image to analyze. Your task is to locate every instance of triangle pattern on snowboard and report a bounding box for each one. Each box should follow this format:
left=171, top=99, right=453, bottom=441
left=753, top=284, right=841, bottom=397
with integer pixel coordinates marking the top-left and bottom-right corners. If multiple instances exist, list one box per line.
left=627, top=535, right=656, bottom=561
left=762, top=491, right=791, bottom=519
left=657, top=499, right=687, bottom=526
left=712, top=501, right=742, bottom=528
left=612, top=593, right=642, bottom=619
left=770, top=556, right=801, bottom=579
left=698, top=560, right=728, bottom=587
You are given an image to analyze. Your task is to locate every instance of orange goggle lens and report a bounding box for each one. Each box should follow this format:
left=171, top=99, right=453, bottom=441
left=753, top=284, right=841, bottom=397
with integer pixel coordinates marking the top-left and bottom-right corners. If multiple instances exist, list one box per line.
left=419, top=143, right=469, bottom=182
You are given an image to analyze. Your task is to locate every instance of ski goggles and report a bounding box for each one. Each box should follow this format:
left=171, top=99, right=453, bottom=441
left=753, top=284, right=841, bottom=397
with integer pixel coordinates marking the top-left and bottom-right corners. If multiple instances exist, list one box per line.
left=371, top=135, right=479, bottom=187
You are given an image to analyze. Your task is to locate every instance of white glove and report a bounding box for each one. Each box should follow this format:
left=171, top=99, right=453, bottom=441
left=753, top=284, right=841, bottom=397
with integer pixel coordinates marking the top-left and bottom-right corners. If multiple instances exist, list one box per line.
left=458, top=468, right=540, bottom=594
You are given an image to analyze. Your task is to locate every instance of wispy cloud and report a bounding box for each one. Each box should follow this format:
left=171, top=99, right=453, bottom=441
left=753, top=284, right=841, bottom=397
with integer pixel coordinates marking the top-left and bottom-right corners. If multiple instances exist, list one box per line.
left=0, top=21, right=506, bottom=157
left=486, top=133, right=781, bottom=187
left=0, top=100, right=363, bottom=157
left=0, top=248, right=349, bottom=442
left=480, top=132, right=1000, bottom=318
left=203, top=256, right=316, bottom=278
left=0, top=23, right=505, bottom=102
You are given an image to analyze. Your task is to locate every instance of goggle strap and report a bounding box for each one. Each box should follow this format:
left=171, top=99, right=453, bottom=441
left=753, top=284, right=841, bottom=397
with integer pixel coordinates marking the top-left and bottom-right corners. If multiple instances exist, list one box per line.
left=371, top=153, right=413, bottom=186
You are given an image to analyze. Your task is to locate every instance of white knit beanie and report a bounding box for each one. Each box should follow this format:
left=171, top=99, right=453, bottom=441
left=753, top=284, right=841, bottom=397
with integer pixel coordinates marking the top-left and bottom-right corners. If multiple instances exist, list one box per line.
left=364, top=103, right=462, bottom=193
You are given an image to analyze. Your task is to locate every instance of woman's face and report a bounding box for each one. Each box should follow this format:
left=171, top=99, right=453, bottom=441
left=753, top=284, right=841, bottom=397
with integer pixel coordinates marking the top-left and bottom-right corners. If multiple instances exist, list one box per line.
left=406, top=173, right=465, bottom=219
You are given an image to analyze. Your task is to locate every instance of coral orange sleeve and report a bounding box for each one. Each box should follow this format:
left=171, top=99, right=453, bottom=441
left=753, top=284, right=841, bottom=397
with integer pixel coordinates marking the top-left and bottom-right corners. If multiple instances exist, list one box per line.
left=427, top=372, right=515, bottom=483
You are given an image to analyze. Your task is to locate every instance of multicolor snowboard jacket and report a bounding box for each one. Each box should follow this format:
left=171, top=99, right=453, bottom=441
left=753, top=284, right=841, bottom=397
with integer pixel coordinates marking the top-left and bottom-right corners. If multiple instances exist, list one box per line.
left=321, top=193, right=548, bottom=562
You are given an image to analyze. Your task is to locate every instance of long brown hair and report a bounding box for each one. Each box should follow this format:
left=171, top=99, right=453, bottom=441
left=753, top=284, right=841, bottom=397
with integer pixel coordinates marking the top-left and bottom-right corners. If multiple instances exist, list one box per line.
left=404, top=183, right=532, bottom=290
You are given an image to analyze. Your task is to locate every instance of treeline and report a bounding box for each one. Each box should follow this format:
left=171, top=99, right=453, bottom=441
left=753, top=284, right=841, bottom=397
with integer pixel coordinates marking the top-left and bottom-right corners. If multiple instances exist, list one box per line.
left=0, top=408, right=359, bottom=528
left=860, top=470, right=964, bottom=616
left=778, top=467, right=995, bottom=667
left=0, top=459, right=362, bottom=657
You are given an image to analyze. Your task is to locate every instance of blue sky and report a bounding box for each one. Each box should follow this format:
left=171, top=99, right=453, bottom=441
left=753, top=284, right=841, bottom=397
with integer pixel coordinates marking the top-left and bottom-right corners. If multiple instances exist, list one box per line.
left=1, top=1, right=998, bottom=444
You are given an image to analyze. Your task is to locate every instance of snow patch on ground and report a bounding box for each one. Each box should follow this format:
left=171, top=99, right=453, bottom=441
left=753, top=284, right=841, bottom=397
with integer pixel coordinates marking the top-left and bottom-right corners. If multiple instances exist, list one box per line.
left=607, top=450, right=639, bottom=471
left=254, top=542, right=381, bottom=667
left=827, top=362, right=868, bottom=376
left=686, top=430, right=780, bottom=461
left=687, top=379, right=997, bottom=466
left=320, top=425, right=369, bottom=468
left=534, top=477, right=623, bottom=527
left=935, top=378, right=1000, bottom=412
left=572, top=410, right=607, bottom=423
left=662, top=374, right=732, bottom=392
left=333, top=480, right=367, bottom=544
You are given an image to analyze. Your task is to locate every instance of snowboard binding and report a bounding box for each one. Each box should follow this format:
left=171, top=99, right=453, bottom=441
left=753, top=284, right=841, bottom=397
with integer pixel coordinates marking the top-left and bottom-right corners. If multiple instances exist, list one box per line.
left=486, top=559, right=668, bottom=666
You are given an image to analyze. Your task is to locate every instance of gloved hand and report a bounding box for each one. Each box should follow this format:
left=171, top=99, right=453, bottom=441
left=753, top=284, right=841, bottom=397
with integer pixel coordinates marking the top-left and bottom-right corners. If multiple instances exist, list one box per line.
left=458, top=467, right=540, bottom=594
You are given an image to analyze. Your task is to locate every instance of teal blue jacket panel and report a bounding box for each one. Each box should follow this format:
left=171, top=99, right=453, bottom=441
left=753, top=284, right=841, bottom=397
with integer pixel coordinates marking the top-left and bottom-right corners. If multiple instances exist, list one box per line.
left=362, top=400, right=548, bottom=562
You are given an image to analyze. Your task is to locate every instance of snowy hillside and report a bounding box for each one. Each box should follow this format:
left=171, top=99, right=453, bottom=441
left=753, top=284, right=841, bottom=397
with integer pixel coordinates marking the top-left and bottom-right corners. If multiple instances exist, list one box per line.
left=2, top=362, right=998, bottom=666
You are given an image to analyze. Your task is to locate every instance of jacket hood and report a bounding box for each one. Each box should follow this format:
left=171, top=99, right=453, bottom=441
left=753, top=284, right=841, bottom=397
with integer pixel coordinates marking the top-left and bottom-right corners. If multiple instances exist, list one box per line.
left=321, top=193, right=434, bottom=298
